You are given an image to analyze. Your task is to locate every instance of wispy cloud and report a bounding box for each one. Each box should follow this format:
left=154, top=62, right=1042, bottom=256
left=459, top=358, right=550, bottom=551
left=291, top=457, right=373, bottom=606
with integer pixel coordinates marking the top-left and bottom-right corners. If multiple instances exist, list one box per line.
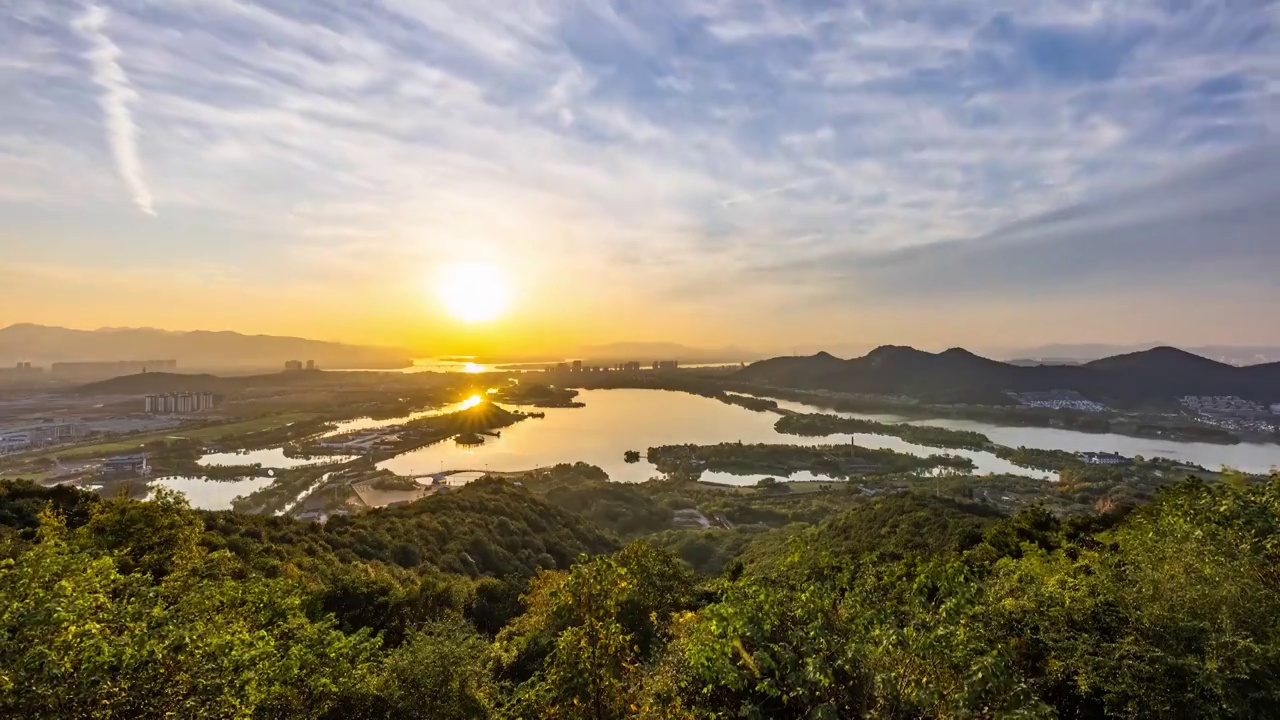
left=72, top=3, right=154, bottom=215
left=0, top=0, right=1276, bottom=346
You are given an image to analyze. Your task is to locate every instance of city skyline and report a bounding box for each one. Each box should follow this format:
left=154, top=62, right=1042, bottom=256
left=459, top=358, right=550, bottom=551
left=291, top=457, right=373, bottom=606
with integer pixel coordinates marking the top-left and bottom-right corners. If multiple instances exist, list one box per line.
left=2, top=1, right=1278, bottom=354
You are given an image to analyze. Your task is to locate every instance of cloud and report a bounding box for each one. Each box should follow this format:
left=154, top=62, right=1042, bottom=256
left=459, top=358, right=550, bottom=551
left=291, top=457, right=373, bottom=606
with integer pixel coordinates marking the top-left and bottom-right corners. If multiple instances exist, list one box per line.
left=0, top=0, right=1277, bottom=344
left=762, top=143, right=1280, bottom=299
left=72, top=3, right=155, bottom=215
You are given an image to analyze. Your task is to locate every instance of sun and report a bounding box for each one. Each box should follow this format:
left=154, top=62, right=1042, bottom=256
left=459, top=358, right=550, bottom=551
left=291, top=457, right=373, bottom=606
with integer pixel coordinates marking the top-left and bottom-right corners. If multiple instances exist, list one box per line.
left=435, top=263, right=510, bottom=323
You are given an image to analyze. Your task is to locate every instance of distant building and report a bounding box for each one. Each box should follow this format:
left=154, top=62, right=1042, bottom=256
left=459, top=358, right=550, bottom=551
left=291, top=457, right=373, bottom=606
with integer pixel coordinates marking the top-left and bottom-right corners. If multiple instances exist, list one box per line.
left=1078, top=451, right=1128, bottom=466
left=144, top=392, right=215, bottom=414
left=100, top=454, right=150, bottom=476
left=0, top=362, right=43, bottom=382
left=1272, top=403, right=1280, bottom=415
left=284, top=360, right=304, bottom=371
left=305, top=360, right=315, bottom=370
left=571, top=360, right=583, bottom=373
left=654, top=360, right=678, bottom=371
left=1, top=421, right=89, bottom=453
left=0, top=432, right=32, bottom=453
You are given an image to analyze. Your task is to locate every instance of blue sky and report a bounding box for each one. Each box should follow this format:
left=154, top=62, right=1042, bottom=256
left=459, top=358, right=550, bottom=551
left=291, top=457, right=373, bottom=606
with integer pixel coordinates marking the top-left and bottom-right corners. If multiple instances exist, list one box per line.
left=0, top=0, right=1277, bottom=352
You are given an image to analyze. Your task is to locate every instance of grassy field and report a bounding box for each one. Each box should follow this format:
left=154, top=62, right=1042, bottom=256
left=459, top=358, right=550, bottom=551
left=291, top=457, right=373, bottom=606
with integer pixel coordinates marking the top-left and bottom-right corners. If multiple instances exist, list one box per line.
left=48, top=413, right=323, bottom=460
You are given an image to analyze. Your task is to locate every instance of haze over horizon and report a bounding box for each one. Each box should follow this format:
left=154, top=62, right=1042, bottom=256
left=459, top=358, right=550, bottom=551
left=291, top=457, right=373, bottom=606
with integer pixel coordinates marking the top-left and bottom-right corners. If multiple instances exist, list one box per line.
left=2, top=1, right=1278, bottom=355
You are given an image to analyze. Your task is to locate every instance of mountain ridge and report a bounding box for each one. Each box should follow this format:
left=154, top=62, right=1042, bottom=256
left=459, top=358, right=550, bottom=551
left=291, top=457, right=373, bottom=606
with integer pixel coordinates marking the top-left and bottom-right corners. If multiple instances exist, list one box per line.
left=737, top=345, right=1280, bottom=407
left=0, top=324, right=411, bottom=370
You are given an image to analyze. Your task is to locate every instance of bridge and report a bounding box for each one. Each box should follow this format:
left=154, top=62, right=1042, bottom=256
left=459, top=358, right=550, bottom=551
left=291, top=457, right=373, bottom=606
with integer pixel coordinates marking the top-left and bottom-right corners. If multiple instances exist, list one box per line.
left=411, top=467, right=550, bottom=483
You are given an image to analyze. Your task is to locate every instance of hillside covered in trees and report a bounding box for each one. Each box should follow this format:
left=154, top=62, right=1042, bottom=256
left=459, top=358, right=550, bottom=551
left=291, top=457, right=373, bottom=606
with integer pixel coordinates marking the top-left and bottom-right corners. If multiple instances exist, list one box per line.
left=3, top=470, right=1280, bottom=718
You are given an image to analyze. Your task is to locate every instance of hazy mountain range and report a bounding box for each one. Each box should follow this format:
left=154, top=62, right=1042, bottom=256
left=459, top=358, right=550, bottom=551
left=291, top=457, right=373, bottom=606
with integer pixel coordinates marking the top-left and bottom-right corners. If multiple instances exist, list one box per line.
left=737, top=346, right=1280, bottom=408
left=575, top=342, right=754, bottom=363
left=0, top=324, right=410, bottom=370
left=1006, top=344, right=1280, bottom=366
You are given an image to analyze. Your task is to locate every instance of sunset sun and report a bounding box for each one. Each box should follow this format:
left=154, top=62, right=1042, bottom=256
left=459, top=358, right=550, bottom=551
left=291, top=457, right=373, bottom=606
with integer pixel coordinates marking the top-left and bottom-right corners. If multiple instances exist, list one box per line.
left=435, top=262, right=510, bottom=323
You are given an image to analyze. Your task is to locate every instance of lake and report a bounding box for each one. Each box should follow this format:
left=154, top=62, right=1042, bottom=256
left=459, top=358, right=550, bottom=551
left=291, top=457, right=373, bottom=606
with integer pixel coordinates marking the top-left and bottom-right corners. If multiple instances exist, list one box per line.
left=771, top=400, right=1280, bottom=474
left=149, top=389, right=1280, bottom=509
left=375, top=389, right=1048, bottom=484
left=376, top=389, right=1280, bottom=485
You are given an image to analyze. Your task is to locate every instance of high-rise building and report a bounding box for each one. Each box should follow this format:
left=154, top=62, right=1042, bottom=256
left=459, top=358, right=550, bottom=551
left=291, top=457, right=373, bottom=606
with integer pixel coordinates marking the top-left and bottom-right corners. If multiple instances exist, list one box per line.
left=144, top=392, right=216, bottom=414
left=285, top=360, right=303, bottom=371
left=306, top=360, right=315, bottom=370
left=572, top=360, right=583, bottom=373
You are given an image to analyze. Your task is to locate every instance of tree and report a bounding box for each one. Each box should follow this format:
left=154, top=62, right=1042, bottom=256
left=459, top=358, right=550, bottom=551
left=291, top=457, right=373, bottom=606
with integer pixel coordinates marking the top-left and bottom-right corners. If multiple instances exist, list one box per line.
left=335, top=618, right=497, bottom=720
left=0, top=509, right=380, bottom=718
left=496, top=544, right=697, bottom=719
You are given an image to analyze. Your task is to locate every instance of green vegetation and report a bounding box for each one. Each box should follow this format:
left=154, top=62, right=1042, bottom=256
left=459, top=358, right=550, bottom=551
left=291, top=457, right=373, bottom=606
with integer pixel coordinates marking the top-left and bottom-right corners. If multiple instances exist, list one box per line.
left=493, top=383, right=583, bottom=407
left=48, top=413, right=326, bottom=460
left=777, top=412, right=992, bottom=450
left=990, top=445, right=1086, bottom=471
left=647, top=441, right=975, bottom=478
left=517, top=463, right=672, bottom=539
left=5, top=465, right=1280, bottom=718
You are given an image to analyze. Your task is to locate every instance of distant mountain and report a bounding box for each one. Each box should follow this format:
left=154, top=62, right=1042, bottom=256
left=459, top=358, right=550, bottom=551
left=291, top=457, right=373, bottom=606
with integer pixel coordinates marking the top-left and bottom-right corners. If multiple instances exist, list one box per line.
left=736, top=345, right=1280, bottom=408
left=575, top=342, right=756, bottom=363
left=1005, top=358, right=1082, bottom=367
left=0, top=324, right=411, bottom=371
left=1007, top=343, right=1280, bottom=366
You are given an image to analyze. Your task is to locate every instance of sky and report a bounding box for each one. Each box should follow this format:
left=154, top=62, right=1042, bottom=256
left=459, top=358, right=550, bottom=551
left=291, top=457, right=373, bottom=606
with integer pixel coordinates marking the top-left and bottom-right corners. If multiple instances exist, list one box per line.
left=0, top=0, right=1277, bottom=356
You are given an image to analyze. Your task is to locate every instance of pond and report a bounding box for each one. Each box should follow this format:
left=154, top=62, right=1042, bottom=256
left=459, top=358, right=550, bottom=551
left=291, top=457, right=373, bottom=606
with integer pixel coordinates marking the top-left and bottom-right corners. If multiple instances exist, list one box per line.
left=149, top=475, right=277, bottom=511
left=197, top=447, right=354, bottom=469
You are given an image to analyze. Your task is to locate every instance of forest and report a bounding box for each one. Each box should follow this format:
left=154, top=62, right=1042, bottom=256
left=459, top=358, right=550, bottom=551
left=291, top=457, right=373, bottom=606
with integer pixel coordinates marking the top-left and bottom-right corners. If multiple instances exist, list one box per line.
left=4, top=467, right=1280, bottom=719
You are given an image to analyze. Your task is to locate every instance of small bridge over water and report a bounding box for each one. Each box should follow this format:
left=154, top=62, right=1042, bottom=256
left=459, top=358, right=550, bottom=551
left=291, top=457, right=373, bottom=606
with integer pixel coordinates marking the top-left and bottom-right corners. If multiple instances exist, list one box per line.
left=412, top=467, right=549, bottom=483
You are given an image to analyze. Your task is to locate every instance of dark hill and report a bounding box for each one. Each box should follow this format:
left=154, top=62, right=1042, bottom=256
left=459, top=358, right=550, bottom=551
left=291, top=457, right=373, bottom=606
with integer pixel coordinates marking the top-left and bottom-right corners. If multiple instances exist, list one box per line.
left=73, top=372, right=232, bottom=395
left=70, top=369, right=400, bottom=395
left=1083, top=346, right=1227, bottom=372
left=736, top=345, right=1280, bottom=407
left=734, top=351, right=848, bottom=388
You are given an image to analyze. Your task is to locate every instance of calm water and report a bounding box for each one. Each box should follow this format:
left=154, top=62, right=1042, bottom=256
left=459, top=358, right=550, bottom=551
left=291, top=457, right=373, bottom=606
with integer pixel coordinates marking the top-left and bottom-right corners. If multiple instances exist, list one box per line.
left=375, top=389, right=1043, bottom=483
left=701, top=470, right=840, bottom=486
left=150, top=475, right=276, bottom=511
left=320, top=396, right=490, bottom=438
left=141, top=389, right=1280, bottom=507
left=197, top=447, right=354, bottom=469
left=375, top=389, right=1280, bottom=483
left=770, top=400, right=1280, bottom=474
